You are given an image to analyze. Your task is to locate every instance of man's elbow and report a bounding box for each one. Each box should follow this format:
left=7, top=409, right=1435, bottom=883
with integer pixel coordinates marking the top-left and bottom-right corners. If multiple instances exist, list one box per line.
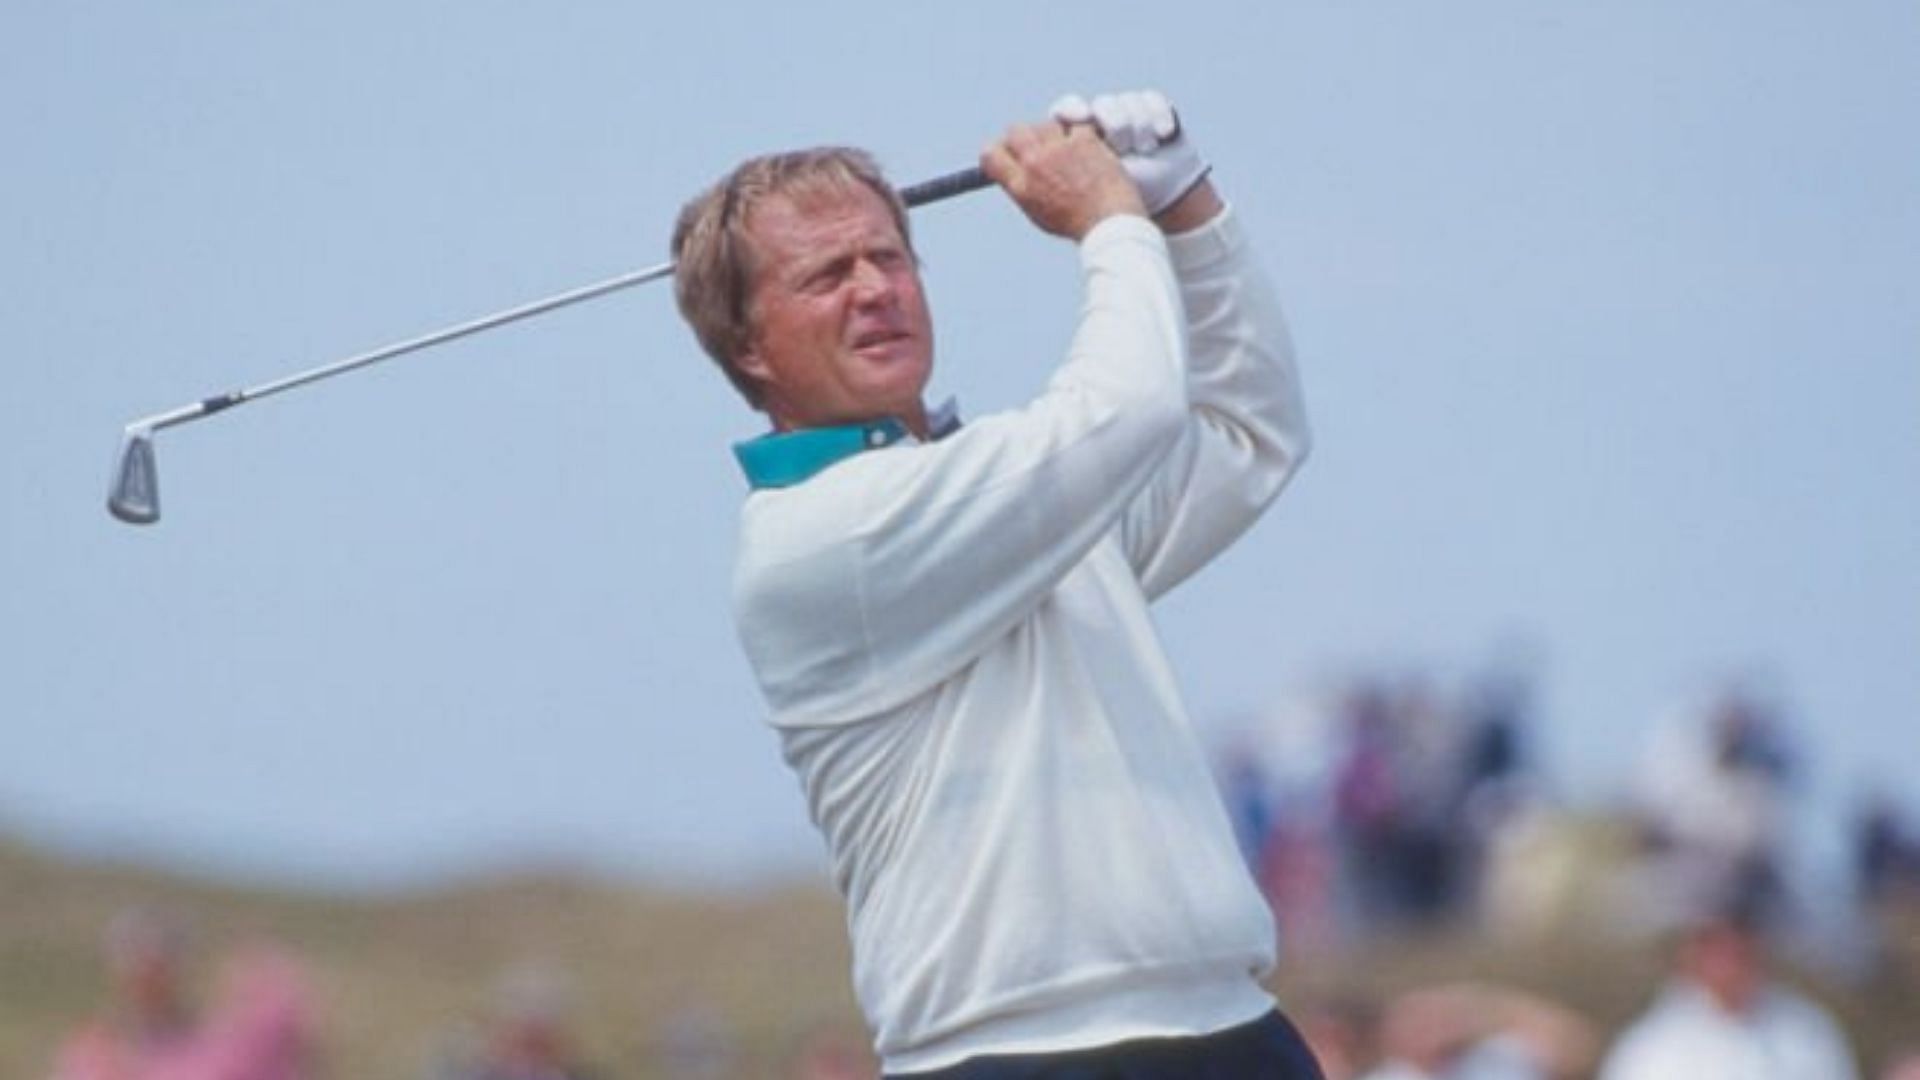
left=1266, top=410, right=1312, bottom=484
left=1249, top=413, right=1311, bottom=509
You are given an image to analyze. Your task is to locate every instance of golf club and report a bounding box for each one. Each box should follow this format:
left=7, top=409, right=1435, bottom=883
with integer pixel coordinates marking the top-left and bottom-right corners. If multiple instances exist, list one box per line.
left=107, top=165, right=992, bottom=525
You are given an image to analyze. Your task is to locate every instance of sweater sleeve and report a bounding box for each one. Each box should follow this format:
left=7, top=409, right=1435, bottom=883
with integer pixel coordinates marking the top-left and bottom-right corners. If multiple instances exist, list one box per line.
left=734, top=215, right=1191, bottom=726
left=1118, top=205, right=1310, bottom=600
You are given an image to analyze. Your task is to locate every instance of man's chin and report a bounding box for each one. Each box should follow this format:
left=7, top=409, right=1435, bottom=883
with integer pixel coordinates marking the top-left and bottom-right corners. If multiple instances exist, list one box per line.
left=852, top=350, right=931, bottom=390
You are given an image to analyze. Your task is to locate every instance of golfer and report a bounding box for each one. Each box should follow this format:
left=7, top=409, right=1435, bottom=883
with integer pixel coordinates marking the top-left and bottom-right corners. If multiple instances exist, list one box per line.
left=672, top=90, right=1318, bottom=1078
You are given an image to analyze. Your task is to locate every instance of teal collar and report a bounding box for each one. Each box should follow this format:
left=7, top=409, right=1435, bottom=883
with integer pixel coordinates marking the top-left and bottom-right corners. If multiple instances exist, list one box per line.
left=734, top=418, right=911, bottom=490
left=732, top=399, right=962, bottom=490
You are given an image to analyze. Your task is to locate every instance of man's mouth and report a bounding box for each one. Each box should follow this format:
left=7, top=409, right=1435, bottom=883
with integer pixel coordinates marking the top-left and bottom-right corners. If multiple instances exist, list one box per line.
left=852, top=329, right=912, bottom=351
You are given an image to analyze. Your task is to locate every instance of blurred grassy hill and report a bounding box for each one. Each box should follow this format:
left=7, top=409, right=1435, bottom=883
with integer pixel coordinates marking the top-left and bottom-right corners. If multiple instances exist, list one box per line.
left=3, top=834, right=1913, bottom=1078
left=0, top=838, right=864, bottom=1077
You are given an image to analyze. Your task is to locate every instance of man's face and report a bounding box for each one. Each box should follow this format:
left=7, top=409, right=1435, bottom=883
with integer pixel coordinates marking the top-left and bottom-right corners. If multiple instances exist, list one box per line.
left=1681, top=923, right=1765, bottom=1012
left=736, top=185, right=933, bottom=434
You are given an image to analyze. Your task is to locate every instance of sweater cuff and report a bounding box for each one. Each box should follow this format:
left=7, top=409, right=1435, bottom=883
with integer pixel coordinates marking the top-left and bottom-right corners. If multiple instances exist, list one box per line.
left=1077, top=213, right=1165, bottom=266
left=1163, top=203, right=1246, bottom=272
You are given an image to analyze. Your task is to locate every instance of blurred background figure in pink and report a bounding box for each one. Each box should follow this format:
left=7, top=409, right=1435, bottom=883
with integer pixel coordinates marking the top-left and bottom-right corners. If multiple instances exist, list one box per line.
left=47, top=907, right=313, bottom=1080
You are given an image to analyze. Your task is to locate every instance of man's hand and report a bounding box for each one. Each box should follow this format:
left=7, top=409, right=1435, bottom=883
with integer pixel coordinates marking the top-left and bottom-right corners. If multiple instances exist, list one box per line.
left=980, top=121, right=1145, bottom=241
left=1050, top=90, right=1214, bottom=223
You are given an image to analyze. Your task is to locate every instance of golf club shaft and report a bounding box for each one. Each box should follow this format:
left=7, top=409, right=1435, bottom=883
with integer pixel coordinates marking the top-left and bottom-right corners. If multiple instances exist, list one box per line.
left=130, top=165, right=992, bottom=434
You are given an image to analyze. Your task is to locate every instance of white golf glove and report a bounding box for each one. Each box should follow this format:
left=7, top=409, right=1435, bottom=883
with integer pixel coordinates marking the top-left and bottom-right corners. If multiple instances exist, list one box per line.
left=1050, top=89, right=1210, bottom=215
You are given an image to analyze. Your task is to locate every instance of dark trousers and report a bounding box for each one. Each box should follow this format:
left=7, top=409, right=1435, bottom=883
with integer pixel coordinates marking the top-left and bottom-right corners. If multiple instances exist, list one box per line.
left=889, top=1010, right=1327, bottom=1080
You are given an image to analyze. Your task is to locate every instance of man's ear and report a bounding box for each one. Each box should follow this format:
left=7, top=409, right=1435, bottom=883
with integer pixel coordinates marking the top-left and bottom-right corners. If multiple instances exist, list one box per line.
left=735, top=344, right=773, bottom=385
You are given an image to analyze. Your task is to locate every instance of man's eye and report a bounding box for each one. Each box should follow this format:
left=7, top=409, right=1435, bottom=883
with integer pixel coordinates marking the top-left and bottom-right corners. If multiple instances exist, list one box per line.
left=802, top=262, right=851, bottom=292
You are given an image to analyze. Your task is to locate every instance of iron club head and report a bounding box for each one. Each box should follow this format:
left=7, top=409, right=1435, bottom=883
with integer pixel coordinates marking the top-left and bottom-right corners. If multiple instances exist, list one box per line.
left=108, top=427, right=160, bottom=525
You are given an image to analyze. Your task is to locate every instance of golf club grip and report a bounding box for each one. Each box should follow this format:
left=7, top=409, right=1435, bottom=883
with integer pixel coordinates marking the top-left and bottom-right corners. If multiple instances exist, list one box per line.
left=899, top=166, right=991, bottom=208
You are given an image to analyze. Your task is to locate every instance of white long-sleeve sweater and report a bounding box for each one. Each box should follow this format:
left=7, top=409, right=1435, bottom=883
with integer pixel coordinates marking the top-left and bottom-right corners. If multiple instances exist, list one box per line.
left=731, top=207, right=1310, bottom=1074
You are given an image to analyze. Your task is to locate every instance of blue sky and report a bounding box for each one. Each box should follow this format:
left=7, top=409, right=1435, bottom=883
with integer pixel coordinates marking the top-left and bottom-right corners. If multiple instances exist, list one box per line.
left=3, top=1, right=1915, bottom=890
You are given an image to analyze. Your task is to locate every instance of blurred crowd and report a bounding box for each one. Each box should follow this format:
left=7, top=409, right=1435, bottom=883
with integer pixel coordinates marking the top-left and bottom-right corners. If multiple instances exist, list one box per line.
left=39, top=666, right=1920, bottom=1079
left=1215, top=661, right=1545, bottom=953
left=1288, top=897, right=1904, bottom=1080
left=1216, top=662, right=1920, bottom=949
left=1214, top=657, right=1920, bottom=1080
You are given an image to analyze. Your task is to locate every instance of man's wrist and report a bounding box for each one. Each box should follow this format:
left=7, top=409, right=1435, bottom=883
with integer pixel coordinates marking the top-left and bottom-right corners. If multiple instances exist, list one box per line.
left=1152, top=177, right=1224, bottom=235
left=1077, top=211, right=1160, bottom=251
left=1072, top=186, right=1149, bottom=240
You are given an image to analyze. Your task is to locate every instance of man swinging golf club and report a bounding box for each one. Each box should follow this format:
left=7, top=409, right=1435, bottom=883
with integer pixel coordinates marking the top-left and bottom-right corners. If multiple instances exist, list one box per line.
left=672, top=90, right=1320, bottom=1078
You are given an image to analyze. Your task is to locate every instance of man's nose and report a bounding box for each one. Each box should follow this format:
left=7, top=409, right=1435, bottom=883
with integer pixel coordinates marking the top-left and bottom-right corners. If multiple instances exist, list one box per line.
left=849, top=258, right=895, bottom=304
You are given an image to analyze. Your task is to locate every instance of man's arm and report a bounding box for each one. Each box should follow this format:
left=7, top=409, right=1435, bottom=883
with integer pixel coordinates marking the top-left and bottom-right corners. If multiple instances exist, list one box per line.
left=735, top=123, right=1194, bottom=726
left=1120, top=183, right=1310, bottom=598
left=988, top=104, right=1308, bottom=608
left=1062, top=92, right=1308, bottom=597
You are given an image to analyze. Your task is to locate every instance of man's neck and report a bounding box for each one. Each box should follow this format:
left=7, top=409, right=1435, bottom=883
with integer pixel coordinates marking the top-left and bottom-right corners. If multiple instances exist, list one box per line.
left=770, top=401, right=929, bottom=440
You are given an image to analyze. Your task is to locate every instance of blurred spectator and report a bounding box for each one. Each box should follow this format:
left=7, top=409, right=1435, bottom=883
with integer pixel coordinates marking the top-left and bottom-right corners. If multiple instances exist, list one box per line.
left=1452, top=657, right=1554, bottom=938
left=1386, top=678, right=1465, bottom=922
left=1631, top=686, right=1796, bottom=930
left=785, top=1021, right=876, bottom=1079
left=1597, top=899, right=1859, bottom=1080
left=651, top=1004, right=735, bottom=1080
left=1883, top=1049, right=1920, bottom=1080
left=428, top=963, right=597, bottom=1080
left=1458, top=674, right=1525, bottom=805
left=1293, top=995, right=1382, bottom=1080
left=1455, top=664, right=1536, bottom=845
left=1220, top=740, right=1278, bottom=882
left=1215, top=700, right=1347, bottom=954
left=48, top=907, right=313, bottom=1080
left=1333, top=676, right=1475, bottom=931
left=1856, top=794, right=1920, bottom=908
left=1333, top=679, right=1416, bottom=929
left=1358, top=981, right=1597, bottom=1080
left=1853, top=793, right=1920, bottom=984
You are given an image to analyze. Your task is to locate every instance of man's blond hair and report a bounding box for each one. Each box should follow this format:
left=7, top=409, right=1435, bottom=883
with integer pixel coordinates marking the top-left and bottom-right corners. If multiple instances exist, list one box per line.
left=671, top=148, right=914, bottom=408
